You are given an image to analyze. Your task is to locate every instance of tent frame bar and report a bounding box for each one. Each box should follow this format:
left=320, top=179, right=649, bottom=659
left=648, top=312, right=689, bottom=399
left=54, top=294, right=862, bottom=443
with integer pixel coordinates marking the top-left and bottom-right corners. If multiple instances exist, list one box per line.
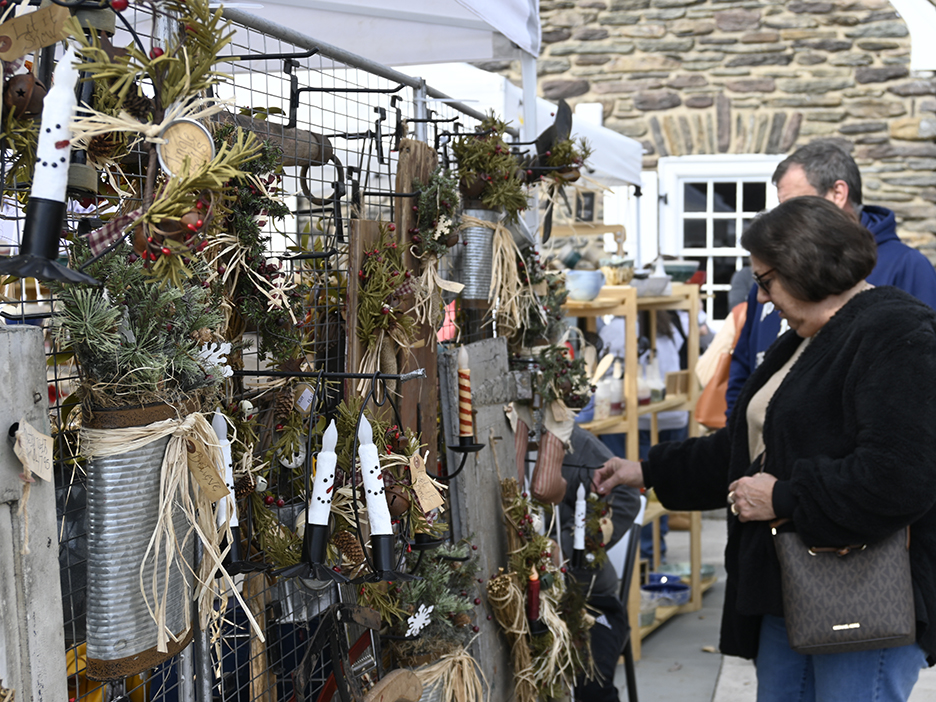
left=221, top=8, right=519, bottom=136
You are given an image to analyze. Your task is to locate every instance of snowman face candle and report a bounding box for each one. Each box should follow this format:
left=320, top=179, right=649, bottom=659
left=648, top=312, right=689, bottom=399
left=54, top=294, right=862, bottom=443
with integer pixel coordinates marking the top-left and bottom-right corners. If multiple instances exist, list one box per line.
left=33, top=46, right=79, bottom=202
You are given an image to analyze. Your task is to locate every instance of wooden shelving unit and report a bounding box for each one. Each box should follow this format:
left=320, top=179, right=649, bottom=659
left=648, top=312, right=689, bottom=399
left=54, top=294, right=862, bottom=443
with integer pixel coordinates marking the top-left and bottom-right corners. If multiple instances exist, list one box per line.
left=566, top=283, right=713, bottom=660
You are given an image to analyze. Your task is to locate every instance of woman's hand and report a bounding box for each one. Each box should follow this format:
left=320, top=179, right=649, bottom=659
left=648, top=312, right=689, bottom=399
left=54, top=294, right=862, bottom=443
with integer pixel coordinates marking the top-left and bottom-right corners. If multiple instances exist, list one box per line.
left=727, top=473, right=778, bottom=522
left=593, top=457, right=645, bottom=495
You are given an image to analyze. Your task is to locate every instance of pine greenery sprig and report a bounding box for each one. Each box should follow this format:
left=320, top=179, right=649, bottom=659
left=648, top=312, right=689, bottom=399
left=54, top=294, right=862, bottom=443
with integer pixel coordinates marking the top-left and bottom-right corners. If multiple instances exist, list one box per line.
left=451, top=114, right=527, bottom=223
left=69, top=0, right=235, bottom=111
left=0, top=110, right=38, bottom=198
left=544, top=137, right=592, bottom=171
left=52, top=238, right=226, bottom=407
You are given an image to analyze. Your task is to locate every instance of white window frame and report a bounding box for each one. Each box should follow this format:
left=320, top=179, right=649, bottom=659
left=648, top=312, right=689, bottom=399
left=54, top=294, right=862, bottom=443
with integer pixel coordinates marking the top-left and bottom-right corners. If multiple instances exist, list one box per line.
left=658, top=154, right=785, bottom=322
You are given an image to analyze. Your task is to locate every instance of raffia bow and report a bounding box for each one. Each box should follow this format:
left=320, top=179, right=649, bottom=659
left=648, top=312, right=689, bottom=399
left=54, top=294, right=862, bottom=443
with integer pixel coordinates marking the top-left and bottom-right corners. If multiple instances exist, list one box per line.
left=81, top=411, right=264, bottom=652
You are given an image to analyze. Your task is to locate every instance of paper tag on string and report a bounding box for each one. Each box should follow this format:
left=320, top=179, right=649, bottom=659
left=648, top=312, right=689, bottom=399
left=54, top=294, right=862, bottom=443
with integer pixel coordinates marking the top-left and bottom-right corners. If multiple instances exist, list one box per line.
left=294, top=383, right=315, bottom=415
left=186, top=439, right=229, bottom=502
left=0, top=5, right=70, bottom=62
left=409, top=453, right=444, bottom=512
left=13, top=418, right=52, bottom=483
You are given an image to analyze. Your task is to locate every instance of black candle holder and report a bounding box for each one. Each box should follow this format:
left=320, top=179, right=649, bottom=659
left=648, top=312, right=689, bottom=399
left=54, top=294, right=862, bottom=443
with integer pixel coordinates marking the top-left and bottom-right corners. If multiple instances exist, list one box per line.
left=0, top=198, right=100, bottom=285
left=352, top=534, right=418, bottom=583
left=431, top=439, right=484, bottom=481
left=219, top=525, right=266, bottom=576
left=410, top=532, right=446, bottom=551
left=571, top=549, right=585, bottom=570
left=275, top=523, right=347, bottom=582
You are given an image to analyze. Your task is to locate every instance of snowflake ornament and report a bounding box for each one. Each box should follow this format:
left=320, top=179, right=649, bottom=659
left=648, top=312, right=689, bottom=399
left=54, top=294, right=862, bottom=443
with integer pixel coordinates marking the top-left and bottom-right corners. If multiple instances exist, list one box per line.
left=406, top=604, right=434, bottom=637
left=199, top=341, right=233, bottom=377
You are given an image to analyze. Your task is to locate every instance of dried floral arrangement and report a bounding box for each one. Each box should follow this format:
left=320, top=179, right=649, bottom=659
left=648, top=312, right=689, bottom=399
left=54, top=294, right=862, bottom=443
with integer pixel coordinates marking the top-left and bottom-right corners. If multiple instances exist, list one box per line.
left=409, top=165, right=461, bottom=258
left=357, top=222, right=417, bottom=379
left=487, top=479, right=595, bottom=702
left=451, top=114, right=527, bottom=222
left=534, top=344, right=593, bottom=410
left=207, top=123, right=304, bottom=363
left=513, top=244, right=568, bottom=350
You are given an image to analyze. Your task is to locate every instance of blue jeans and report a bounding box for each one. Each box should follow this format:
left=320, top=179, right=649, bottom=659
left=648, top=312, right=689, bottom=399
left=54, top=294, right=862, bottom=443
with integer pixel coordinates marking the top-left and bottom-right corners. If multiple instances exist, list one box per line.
left=599, top=427, right=689, bottom=560
left=756, top=614, right=926, bottom=702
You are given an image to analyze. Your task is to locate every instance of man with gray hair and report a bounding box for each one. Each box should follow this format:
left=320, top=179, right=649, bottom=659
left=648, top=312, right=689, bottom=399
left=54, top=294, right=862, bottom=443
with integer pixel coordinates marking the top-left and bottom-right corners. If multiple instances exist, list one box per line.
left=725, top=139, right=936, bottom=415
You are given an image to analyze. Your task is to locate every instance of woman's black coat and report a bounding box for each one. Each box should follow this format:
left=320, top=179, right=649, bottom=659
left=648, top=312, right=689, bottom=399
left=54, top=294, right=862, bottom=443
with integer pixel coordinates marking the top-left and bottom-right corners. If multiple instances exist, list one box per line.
left=643, top=287, right=936, bottom=661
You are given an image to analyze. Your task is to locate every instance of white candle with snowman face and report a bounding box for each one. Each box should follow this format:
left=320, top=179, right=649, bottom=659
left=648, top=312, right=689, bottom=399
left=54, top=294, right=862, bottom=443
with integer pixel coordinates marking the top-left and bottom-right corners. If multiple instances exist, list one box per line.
left=212, top=410, right=237, bottom=528
left=33, top=46, right=78, bottom=202
left=308, top=419, right=338, bottom=526
left=574, top=483, right=587, bottom=551
left=357, top=415, right=392, bottom=535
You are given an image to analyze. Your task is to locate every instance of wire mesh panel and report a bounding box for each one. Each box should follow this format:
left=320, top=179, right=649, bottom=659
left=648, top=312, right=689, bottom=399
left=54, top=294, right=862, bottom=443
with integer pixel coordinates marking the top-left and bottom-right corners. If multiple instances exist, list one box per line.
left=0, top=4, right=500, bottom=702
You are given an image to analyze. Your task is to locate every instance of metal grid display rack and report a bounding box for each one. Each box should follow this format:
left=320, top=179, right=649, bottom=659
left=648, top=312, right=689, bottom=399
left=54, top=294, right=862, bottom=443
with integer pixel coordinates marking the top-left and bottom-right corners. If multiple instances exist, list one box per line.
left=0, top=4, right=511, bottom=701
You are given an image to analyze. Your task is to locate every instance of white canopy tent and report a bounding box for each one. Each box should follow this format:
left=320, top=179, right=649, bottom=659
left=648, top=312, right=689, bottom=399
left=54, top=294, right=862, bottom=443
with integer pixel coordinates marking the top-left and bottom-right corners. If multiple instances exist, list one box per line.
left=406, top=62, right=643, bottom=187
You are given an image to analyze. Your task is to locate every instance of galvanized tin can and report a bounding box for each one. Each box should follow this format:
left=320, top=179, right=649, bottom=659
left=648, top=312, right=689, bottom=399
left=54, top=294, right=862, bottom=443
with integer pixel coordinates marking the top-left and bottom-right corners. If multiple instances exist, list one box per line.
left=84, top=404, right=196, bottom=681
left=443, top=207, right=502, bottom=304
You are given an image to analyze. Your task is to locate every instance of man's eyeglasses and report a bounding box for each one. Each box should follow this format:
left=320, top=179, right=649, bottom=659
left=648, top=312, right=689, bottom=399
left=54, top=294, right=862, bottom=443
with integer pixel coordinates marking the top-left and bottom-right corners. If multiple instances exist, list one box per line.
left=753, top=267, right=777, bottom=294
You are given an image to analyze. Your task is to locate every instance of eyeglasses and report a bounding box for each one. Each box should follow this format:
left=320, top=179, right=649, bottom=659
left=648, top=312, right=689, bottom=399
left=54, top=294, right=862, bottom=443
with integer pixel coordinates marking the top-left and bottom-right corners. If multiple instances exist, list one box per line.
left=752, top=267, right=777, bottom=294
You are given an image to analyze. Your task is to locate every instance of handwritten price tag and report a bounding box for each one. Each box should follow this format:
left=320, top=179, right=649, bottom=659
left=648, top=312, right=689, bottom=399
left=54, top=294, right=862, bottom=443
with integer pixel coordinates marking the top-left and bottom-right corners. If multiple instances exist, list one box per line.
left=409, top=453, right=444, bottom=512
left=294, top=383, right=315, bottom=415
left=186, top=439, right=229, bottom=502
left=13, top=418, right=52, bottom=483
left=0, top=5, right=70, bottom=62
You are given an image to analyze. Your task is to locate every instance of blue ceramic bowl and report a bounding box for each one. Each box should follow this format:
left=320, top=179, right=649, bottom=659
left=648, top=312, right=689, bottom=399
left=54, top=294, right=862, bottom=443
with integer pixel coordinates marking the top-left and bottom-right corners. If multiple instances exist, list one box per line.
left=565, top=270, right=605, bottom=301
left=641, top=582, right=691, bottom=607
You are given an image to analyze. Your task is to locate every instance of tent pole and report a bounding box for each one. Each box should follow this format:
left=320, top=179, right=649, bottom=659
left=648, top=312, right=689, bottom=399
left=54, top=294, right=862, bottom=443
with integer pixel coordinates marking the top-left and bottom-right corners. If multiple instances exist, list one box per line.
left=413, top=79, right=429, bottom=144
left=520, top=52, right=539, bottom=241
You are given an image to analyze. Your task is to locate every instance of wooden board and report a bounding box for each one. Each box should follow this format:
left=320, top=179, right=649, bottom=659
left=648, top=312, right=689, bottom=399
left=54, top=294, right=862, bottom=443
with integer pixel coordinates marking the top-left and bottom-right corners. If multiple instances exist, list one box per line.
left=394, top=139, right=440, bottom=474
left=346, top=219, right=382, bottom=402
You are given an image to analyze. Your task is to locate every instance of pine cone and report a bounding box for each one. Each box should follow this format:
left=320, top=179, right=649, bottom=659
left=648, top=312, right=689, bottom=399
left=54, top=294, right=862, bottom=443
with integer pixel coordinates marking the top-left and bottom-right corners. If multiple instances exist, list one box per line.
left=234, top=474, right=255, bottom=499
left=453, top=613, right=471, bottom=628
left=87, top=133, right=123, bottom=163
left=124, top=90, right=153, bottom=122
left=192, top=327, right=213, bottom=345
left=274, top=385, right=294, bottom=422
left=333, top=530, right=366, bottom=564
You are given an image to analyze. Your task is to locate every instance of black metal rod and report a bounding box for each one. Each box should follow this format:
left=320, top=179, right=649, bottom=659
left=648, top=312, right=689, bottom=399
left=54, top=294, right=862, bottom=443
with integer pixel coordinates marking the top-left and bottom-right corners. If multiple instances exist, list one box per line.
left=232, top=369, right=426, bottom=381
left=218, top=47, right=318, bottom=62
left=298, top=84, right=405, bottom=95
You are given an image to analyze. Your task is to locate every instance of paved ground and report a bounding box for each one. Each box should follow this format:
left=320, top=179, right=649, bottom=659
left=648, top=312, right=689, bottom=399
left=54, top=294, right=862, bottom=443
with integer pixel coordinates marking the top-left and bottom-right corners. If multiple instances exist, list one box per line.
left=611, top=514, right=936, bottom=702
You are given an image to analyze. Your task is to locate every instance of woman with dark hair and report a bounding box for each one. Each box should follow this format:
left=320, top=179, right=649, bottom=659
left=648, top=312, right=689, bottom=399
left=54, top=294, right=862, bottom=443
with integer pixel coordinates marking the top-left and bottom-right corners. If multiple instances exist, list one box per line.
left=593, top=196, right=936, bottom=702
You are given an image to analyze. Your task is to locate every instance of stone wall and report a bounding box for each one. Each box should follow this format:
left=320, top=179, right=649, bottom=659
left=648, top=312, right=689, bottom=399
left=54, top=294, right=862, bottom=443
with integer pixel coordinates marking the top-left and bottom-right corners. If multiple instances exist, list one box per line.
left=492, top=0, right=936, bottom=259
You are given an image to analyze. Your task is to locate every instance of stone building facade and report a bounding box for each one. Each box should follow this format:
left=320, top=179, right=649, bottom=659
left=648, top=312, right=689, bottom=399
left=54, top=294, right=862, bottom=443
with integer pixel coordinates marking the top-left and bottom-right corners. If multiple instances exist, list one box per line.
left=500, top=0, right=936, bottom=260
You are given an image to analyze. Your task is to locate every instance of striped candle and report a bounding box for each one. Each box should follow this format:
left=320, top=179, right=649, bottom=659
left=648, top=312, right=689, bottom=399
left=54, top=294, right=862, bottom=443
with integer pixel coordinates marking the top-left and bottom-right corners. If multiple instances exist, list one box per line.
left=457, top=347, right=473, bottom=439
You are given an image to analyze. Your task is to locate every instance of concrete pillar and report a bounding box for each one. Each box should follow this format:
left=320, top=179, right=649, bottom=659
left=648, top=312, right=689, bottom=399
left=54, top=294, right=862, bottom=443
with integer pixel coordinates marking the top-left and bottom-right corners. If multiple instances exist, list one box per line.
left=0, top=326, right=67, bottom=701
left=440, top=338, right=531, bottom=702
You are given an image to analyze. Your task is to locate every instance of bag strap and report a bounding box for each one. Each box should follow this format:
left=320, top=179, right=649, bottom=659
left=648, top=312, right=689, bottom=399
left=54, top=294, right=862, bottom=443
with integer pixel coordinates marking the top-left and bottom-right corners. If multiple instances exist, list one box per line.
left=729, top=302, right=747, bottom=352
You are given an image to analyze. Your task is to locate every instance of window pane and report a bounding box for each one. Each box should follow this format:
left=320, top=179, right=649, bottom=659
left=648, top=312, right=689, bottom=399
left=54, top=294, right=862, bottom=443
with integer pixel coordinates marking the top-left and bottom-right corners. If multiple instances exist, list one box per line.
left=743, top=182, right=766, bottom=213
left=714, top=256, right=738, bottom=285
left=684, top=182, right=706, bottom=212
left=683, top=219, right=706, bottom=248
left=713, top=219, right=736, bottom=248
left=713, top=182, right=737, bottom=213
left=713, top=290, right=729, bottom=321
left=686, top=256, right=707, bottom=284
left=742, top=218, right=754, bottom=234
